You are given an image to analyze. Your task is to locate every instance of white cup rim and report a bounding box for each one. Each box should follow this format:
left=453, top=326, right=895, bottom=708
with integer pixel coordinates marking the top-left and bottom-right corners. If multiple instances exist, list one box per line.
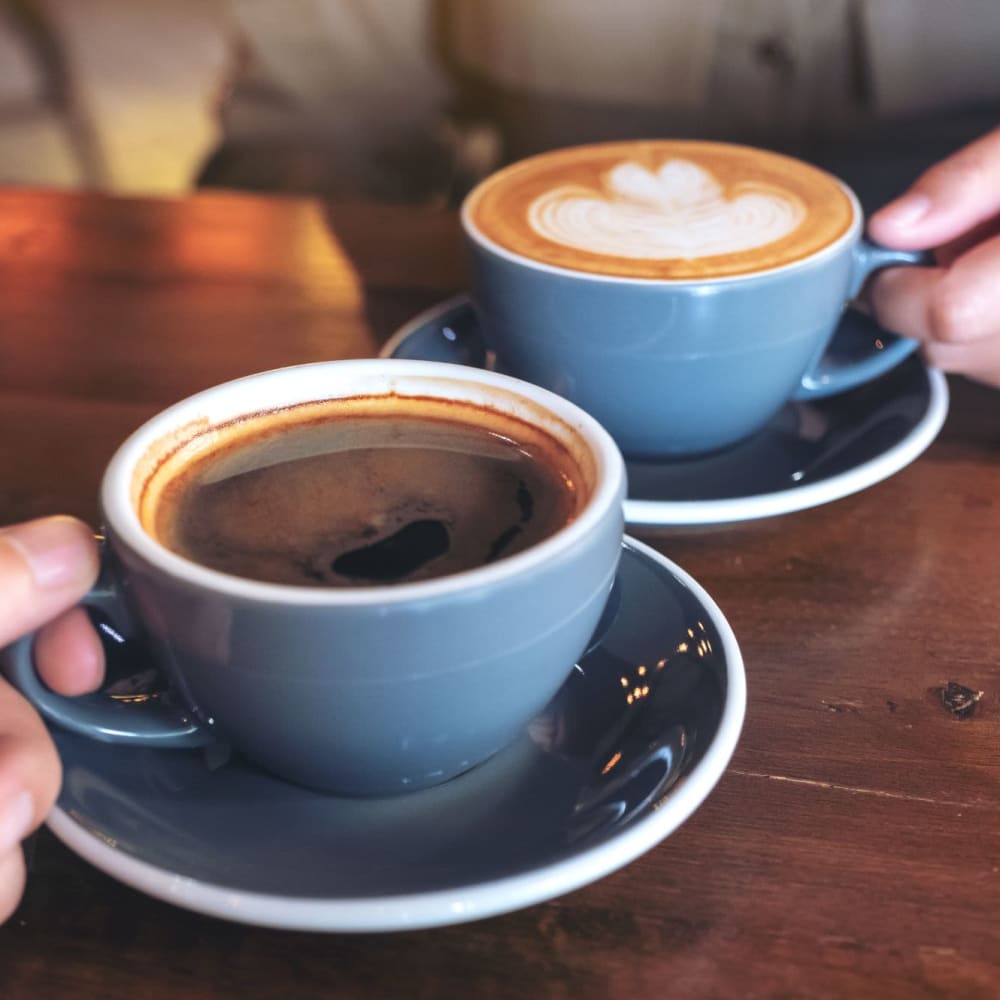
left=102, top=359, right=626, bottom=607
left=461, top=140, right=863, bottom=286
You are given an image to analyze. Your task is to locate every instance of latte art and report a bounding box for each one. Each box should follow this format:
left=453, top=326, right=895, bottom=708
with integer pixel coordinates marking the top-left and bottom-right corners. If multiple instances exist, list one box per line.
left=464, top=140, right=856, bottom=280
left=528, top=159, right=807, bottom=260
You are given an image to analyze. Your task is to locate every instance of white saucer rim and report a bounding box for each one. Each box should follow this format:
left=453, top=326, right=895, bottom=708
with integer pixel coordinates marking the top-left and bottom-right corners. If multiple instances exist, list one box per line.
left=380, top=298, right=949, bottom=527
left=45, top=536, right=746, bottom=933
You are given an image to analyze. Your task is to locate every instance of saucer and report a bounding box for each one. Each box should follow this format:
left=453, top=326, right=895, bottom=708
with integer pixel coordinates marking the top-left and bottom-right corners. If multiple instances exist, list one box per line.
left=381, top=296, right=949, bottom=527
left=47, top=537, right=745, bottom=932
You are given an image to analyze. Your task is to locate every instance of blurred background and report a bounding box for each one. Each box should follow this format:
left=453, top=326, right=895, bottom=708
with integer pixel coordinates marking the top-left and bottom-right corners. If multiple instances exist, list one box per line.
left=1, top=0, right=999, bottom=209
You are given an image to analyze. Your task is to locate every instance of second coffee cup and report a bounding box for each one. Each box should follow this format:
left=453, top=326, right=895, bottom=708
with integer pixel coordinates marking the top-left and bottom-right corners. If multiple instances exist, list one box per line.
left=462, top=139, right=926, bottom=457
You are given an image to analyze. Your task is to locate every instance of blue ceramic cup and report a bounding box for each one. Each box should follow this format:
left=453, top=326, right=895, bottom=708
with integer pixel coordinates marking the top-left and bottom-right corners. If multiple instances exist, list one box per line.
left=462, top=142, right=926, bottom=457
left=1, top=360, right=626, bottom=796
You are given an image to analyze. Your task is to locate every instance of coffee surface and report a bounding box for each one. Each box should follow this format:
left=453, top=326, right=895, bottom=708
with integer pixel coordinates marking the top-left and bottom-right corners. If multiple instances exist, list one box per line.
left=139, top=396, right=584, bottom=587
left=465, top=140, right=855, bottom=280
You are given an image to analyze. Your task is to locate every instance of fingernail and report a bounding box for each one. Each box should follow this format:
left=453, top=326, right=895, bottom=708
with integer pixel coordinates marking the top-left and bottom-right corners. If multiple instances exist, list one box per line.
left=0, top=516, right=96, bottom=590
left=0, top=791, right=34, bottom=853
left=880, top=193, right=931, bottom=229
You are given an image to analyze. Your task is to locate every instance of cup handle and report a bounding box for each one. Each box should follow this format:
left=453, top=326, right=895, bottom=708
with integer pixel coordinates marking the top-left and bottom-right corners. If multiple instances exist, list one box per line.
left=794, top=243, right=932, bottom=400
left=382, top=293, right=489, bottom=368
left=0, top=537, right=213, bottom=747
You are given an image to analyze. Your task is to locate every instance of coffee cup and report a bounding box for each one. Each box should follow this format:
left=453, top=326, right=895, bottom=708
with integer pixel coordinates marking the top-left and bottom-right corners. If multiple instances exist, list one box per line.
left=461, top=139, right=927, bottom=457
left=1, top=360, right=626, bottom=796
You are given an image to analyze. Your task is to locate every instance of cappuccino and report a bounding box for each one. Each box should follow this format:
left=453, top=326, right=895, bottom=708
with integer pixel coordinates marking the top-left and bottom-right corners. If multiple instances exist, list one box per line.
left=464, top=140, right=855, bottom=280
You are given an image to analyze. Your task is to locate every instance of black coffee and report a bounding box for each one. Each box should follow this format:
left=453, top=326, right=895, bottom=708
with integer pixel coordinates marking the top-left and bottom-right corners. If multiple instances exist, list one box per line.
left=141, top=395, right=585, bottom=587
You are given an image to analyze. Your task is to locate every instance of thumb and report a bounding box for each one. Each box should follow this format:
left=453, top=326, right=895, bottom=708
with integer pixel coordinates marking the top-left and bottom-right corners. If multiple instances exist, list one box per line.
left=0, top=517, right=100, bottom=649
left=868, top=126, right=1000, bottom=250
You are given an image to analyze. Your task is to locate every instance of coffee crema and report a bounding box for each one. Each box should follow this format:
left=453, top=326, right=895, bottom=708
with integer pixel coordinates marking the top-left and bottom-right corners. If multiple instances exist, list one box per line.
left=137, top=395, right=586, bottom=588
left=464, top=140, right=855, bottom=280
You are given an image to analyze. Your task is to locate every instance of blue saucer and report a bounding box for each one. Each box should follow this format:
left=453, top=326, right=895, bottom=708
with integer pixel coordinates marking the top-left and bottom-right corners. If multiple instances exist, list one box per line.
left=381, top=296, right=949, bottom=526
left=47, top=538, right=745, bottom=932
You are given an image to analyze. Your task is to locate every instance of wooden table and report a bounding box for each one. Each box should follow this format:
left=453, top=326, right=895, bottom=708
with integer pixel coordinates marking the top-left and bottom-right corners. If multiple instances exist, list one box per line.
left=1, top=188, right=998, bottom=999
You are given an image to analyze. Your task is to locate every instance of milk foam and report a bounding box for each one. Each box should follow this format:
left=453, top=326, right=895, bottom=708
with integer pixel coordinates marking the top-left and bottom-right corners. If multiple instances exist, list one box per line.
left=527, top=159, right=806, bottom=260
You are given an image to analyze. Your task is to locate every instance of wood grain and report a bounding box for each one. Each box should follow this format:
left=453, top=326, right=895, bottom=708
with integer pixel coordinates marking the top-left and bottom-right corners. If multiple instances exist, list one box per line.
left=1, top=189, right=999, bottom=1000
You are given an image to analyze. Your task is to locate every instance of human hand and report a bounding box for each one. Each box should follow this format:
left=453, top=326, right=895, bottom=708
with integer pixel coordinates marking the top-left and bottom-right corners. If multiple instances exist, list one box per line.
left=0, top=517, right=103, bottom=923
left=867, top=126, right=1000, bottom=388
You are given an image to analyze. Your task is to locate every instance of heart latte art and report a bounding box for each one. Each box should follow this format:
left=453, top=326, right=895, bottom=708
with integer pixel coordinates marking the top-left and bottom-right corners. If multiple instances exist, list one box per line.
left=528, top=159, right=806, bottom=260
left=465, top=140, right=856, bottom=280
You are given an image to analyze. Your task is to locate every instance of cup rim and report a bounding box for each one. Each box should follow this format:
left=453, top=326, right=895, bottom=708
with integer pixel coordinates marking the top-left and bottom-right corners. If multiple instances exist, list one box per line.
left=461, top=139, right=863, bottom=286
left=102, top=359, right=626, bottom=607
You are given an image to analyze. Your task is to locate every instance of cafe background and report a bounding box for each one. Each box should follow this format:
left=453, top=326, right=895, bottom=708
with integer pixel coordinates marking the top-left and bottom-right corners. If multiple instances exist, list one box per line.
left=2, top=0, right=1000, bottom=207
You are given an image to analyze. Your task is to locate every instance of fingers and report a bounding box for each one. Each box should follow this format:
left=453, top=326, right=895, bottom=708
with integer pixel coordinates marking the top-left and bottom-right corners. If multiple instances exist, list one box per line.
left=0, top=517, right=99, bottom=649
left=868, top=126, right=1000, bottom=250
left=870, top=232, right=1000, bottom=349
left=0, top=516, right=100, bottom=925
left=0, top=851, right=26, bottom=925
left=919, top=340, right=1000, bottom=389
left=0, top=680, right=63, bottom=924
left=35, top=607, right=105, bottom=696
left=867, top=129, right=1000, bottom=387
left=0, top=685, right=62, bottom=829
left=868, top=266, right=940, bottom=342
